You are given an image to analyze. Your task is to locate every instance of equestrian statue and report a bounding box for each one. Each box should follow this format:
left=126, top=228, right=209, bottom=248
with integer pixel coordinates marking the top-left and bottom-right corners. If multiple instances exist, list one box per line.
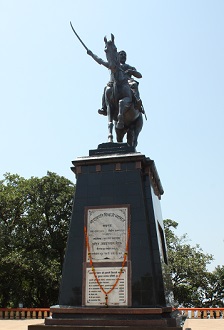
left=70, top=23, right=146, bottom=148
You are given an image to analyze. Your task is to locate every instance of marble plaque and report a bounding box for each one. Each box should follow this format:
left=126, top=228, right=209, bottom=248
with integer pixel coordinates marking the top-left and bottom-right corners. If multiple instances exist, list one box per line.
left=85, top=266, right=127, bottom=306
left=86, top=207, right=128, bottom=262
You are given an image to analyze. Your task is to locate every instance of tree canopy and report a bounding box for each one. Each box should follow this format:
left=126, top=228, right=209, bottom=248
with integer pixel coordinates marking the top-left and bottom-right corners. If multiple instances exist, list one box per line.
left=0, top=172, right=74, bottom=307
left=164, top=219, right=224, bottom=307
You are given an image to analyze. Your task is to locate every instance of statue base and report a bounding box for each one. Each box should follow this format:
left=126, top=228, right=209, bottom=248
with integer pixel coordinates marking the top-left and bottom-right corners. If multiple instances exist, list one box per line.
left=28, top=143, right=180, bottom=329
left=28, top=306, right=181, bottom=329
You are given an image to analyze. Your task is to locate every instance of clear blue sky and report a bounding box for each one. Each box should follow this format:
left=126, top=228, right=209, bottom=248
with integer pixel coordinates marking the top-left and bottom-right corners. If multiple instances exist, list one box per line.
left=1, top=1, right=224, bottom=271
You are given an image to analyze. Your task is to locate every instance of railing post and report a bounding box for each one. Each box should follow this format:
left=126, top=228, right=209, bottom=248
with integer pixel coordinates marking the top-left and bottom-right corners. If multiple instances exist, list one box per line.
left=38, top=310, right=42, bottom=319
left=32, top=310, right=37, bottom=319
left=16, top=310, right=20, bottom=319
left=10, top=310, right=14, bottom=319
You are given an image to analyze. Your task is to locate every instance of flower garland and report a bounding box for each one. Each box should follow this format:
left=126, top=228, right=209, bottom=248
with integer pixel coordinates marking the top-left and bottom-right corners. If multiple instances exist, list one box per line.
left=84, top=225, right=130, bottom=306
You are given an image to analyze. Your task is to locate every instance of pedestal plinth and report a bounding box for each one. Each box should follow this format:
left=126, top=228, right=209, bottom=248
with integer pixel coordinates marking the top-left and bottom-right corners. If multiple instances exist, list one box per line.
left=28, top=143, right=180, bottom=329
left=29, top=306, right=181, bottom=330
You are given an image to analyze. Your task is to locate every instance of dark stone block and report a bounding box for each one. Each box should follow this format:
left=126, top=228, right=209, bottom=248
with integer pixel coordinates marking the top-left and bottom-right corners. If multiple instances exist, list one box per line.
left=89, top=142, right=135, bottom=156
left=28, top=307, right=181, bottom=330
left=59, top=149, right=173, bottom=310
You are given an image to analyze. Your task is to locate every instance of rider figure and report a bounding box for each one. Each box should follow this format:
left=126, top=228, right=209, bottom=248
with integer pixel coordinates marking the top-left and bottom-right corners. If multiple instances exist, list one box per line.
left=87, top=49, right=143, bottom=116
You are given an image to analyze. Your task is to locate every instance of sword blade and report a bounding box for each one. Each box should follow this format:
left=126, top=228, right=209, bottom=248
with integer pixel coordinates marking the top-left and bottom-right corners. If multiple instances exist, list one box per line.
left=70, top=21, right=88, bottom=51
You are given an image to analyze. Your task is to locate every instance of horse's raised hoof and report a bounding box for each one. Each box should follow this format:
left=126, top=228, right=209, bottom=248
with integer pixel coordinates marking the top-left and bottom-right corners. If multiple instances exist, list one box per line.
left=98, top=108, right=107, bottom=116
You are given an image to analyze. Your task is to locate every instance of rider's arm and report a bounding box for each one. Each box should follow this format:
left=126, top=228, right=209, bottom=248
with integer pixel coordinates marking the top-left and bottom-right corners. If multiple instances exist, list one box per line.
left=126, top=66, right=142, bottom=79
left=87, top=50, right=109, bottom=68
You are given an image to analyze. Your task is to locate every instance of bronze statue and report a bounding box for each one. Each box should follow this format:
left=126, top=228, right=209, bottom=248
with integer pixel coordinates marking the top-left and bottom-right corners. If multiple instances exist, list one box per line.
left=97, top=50, right=143, bottom=117
left=70, top=23, right=145, bottom=148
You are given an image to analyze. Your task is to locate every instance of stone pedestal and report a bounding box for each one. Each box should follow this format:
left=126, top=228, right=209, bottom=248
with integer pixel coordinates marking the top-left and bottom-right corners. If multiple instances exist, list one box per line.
left=29, top=306, right=180, bottom=330
left=28, top=143, right=180, bottom=329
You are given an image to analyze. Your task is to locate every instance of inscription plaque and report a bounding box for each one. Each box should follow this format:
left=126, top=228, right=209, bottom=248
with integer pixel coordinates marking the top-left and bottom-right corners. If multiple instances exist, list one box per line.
left=85, top=266, right=128, bottom=306
left=86, top=207, right=128, bottom=262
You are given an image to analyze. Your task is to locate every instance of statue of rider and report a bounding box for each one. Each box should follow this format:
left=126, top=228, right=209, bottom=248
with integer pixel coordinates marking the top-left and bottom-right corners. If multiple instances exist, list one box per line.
left=87, top=49, right=143, bottom=116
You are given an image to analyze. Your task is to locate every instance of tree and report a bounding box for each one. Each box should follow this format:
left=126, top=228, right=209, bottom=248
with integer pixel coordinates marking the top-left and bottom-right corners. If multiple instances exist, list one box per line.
left=197, top=265, right=224, bottom=307
left=164, top=219, right=214, bottom=307
left=0, top=172, right=74, bottom=307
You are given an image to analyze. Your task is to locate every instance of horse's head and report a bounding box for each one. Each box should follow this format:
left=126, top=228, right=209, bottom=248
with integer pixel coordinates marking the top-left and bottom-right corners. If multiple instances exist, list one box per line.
left=104, top=34, right=119, bottom=71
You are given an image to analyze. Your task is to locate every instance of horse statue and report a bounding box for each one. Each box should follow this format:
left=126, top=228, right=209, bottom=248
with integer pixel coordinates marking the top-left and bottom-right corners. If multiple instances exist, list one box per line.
left=103, top=34, right=143, bottom=148
left=70, top=23, right=144, bottom=148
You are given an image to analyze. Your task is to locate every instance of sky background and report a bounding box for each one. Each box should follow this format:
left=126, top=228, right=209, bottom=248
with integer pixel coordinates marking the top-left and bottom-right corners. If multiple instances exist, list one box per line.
left=1, top=0, right=223, bottom=271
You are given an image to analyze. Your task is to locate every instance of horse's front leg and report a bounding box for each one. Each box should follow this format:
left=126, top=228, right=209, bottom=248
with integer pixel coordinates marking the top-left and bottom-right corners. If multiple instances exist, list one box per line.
left=107, top=105, right=113, bottom=143
left=117, top=96, right=131, bottom=129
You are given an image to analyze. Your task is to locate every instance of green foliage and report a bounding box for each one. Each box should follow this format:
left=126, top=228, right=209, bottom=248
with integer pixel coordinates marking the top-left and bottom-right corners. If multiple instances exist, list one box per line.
left=0, top=172, right=74, bottom=307
left=164, top=219, right=214, bottom=307
left=197, top=265, right=224, bottom=307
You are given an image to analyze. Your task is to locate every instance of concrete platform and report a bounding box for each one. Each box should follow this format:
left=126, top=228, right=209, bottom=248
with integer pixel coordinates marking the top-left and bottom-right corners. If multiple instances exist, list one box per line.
left=0, top=319, right=43, bottom=330
left=1, top=318, right=224, bottom=330
left=183, top=318, right=224, bottom=329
